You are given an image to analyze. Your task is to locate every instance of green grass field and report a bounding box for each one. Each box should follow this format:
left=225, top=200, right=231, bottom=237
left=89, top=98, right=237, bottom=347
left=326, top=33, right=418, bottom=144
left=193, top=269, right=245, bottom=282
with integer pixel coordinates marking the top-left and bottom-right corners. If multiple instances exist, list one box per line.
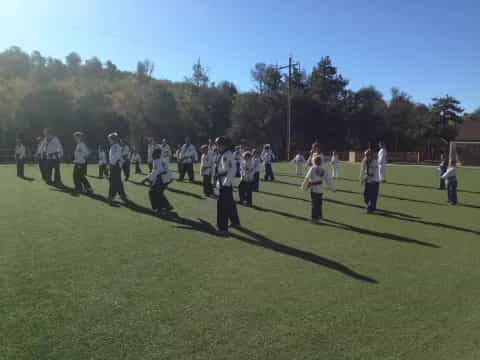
left=2, top=162, right=480, bottom=360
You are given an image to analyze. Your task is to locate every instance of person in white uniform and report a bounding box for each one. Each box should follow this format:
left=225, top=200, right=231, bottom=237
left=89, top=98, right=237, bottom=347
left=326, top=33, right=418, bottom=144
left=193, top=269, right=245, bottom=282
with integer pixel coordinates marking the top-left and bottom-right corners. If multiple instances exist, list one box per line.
left=159, top=139, right=172, bottom=164
left=377, top=141, right=387, bottom=182
left=14, top=137, right=26, bottom=178
left=200, top=145, right=214, bottom=197
left=107, top=132, right=127, bottom=204
left=302, top=155, right=336, bottom=223
left=360, top=149, right=380, bottom=213
left=72, top=131, right=93, bottom=194
left=147, top=138, right=161, bottom=172
left=142, top=148, right=173, bottom=212
left=238, top=151, right=255, bottom=206
left=178, top=137, right=198, bottom=182
left=42, top=128, right=63, bottom=185
left=98, top=145, right=109, bottom=179
left=330, top=151, right=339, bottom=179
left=120, top=139, right=131, bottom=181
left=292, top=151, right=306, bottom=175
left=215, top=136, right=240, bottom=234
left=261, top=144, right=275, bottom=181
left=130, top=148, right=142, bottom=174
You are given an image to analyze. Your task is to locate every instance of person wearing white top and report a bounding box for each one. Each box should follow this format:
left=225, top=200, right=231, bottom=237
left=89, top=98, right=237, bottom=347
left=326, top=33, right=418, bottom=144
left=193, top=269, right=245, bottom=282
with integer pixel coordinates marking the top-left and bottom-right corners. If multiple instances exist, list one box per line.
left=330, top=151, right=339, bottom=179
left=360, top=149, right=380, bottom=213
left=142, top=148, right=173, bottom=212
left=261, top=144, right=275, bottom=181
left=178, top=137, right=198, bottom=182
left=72, top=132, right=93, bottom=194
left=252, top=149, right=261, bottom=192
left=42, top=128, right=63, bottom=184
left=130, top=149, right=142, bottom=174
left=35, top=136, right=48, bottom=181
left=377, top=141, right=387, bottom=182
left=207, top=138, right=216, bottom=156
left=107, top=133, right=127, bottom=203
left=120, top=139, right=131, bottom=181
left=302, top=156, right=336, bottom=223
left=147, top=138, right=161, bottom=172
left=215, top=136, right=240, bottom=233
left=159, top=139, right=172, bottom=164
left=441, top=160, right=458, bottom=205
left=200, top=145, right=214, bottom=196
left=234, top=147, right=242, bottom=177
left=239, top=151, right=255, bottom=206
left=98, top=145, right=109, bottom=178
left=292, top=152, right=306, bottom=176
left=14, top=138, right=26, bottom=178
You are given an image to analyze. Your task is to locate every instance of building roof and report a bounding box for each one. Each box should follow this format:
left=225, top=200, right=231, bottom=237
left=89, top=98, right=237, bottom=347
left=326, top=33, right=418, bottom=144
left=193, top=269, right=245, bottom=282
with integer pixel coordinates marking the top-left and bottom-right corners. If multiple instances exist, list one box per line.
left=456, top=120, right=480, bottom=141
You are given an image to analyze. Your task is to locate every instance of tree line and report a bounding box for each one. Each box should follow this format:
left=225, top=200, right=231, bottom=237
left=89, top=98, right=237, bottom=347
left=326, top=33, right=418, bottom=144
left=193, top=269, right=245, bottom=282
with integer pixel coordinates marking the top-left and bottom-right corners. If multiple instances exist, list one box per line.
left=0, top=46, right=478, bottom=159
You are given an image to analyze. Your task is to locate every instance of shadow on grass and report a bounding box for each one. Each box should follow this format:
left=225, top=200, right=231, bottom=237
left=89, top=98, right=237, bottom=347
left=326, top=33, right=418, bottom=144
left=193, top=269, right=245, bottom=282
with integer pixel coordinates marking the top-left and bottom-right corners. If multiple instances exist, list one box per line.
left=19, top=176, right=35, bottom=181
left=339, top=177, right=480, bottom=195
left=230, top=227, right=378, bottom=284
left=129, top=180, right=205, bottom=200
left=259, top=190, right=420, bottom=219
left=49, top=183, right=377, bottom=283
left=251, top=205, right=439, bottom=248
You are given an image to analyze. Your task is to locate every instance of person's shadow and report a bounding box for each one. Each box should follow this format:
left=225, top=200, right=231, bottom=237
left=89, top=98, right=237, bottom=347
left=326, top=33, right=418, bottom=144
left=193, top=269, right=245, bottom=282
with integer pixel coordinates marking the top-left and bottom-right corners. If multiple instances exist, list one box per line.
left=19, top=176, right=35, bottom=182
left=129, top=180, right=205, bottom=200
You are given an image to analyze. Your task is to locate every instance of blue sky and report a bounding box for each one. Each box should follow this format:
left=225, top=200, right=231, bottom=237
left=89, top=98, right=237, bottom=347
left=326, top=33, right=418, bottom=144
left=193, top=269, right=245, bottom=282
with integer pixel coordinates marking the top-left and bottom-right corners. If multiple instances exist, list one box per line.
left=1, top=0, right=479, bottom=112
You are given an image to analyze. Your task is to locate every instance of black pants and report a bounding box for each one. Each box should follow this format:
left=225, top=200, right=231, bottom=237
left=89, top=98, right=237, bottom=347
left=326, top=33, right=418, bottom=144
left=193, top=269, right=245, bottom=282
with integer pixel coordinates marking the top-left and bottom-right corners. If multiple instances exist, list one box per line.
left=148, top=162, right=153, bottom=172
left=239, top=180, right=253, bottom=205
left=203, top=174, right=213, bottom=196
left=134, top=162, right=142, bottom=174
left=235, top=162, right=241, bottom=177
left=16, top=159, right=24, bottom=177
left=179, top=163, right=194, bottom=181
left=39, top=159, right=47, bottom=181
left=252, top=172, right=260, bottom=192
left=311, top=192, right=323, bottom=220
left=109, top=165, right=126, bottom=199
left=122, top=159, right=130, bottom=180
left=73, top=164, right=92, bottom=192
left=264, top=163, right=274, bottom=181
left=217, top=186, right=240, bottom=231
left=46, top=159, right=61, bottom=184
left=99, top=164, right=109, bottom=178
left=447, top=179, right=458, bottom=205
left=364, top=182, right=379, bottom=213
left=149, top=181, right=172, bottom=210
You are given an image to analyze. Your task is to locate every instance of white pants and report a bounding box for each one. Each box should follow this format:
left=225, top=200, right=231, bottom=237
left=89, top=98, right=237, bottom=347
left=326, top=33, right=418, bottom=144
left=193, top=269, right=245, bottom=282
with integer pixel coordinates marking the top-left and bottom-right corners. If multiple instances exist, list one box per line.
left=295, top=164, right=304, bottom=175
left=331, top=163, right=339, bottom=178
left=378, top=164, right=387, bottom=182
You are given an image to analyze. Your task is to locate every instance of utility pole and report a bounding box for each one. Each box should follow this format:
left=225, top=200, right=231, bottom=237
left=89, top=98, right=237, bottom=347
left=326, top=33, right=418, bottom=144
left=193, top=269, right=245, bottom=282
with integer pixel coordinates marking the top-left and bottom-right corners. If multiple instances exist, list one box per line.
left=278, top=57, right=299, bottom=160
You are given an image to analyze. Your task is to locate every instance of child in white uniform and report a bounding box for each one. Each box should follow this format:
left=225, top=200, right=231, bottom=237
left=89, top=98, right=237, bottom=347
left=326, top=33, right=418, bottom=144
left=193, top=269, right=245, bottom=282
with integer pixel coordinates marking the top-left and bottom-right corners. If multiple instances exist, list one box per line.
left=200, top=145, right=214, bottom=197
left=302, top=155, right=335, bottom=223
left=292, top=152, right=306, bottom=175
left=330, top=151, right=339, bottom=178
left=441, top=160, right=458, bottom=205
left=142, top=148, right=173, bottom=212
left=239, top=151, right=255, bottom=206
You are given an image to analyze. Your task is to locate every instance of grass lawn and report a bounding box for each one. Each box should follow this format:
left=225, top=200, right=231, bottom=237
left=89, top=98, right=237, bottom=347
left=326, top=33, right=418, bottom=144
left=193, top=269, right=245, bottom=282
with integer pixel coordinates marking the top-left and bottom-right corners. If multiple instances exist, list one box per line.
left=2, top=161, right=480, bottom=360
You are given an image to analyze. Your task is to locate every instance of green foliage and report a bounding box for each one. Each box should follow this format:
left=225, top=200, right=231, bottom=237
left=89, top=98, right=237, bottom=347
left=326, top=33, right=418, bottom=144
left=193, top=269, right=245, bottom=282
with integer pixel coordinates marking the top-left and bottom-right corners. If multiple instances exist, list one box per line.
left=0, top=46, right=471, bottom=157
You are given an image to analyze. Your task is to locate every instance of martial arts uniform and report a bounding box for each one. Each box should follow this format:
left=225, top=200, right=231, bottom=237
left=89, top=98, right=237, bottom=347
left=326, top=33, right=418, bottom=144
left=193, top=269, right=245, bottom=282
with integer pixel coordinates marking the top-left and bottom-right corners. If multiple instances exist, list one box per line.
left=239, top=158, right=255, bottom=206
left=147, top=142, right=161, bottom=172
left=293, top=154, right=306, bottom=175
left=98, top=149, right=109, bottom=178
left=130, top=152, right=142, bottom=174
left=261, top=149, right=275, bottom=181
left=216, top=149, right=240, bottom=231
left=252, top=155, right=261, bottom=192
left=35, top=141, right=47, bottom=181
left=378, top=147, right=387, bottom=182
left=14, top=143, right=26, bottom=178
left=159, top=143, right=172, bottom=164
left=121, top=144, right=131, bottom=181
left=302, top=164, right=335, bottom=221
left=73, top=141, right=93, bottom=193
left=360, top=159, right=380, bottom=213
left=438, top=158, right=447, bottom=190
left=234, top=150, right=242, bottom=178
left=200, top=152, right=214, bottom=196
left=108, top=143, right=126, bottom=201
left=441, top=166, right=458, bottom=205
left=43, top=136, right=63, bottom=184
left=146, top=158, right=173, bottom=211
left=179, top=143, right=198, bottom=181
left=330, top=153, right=339, bottom=178
left=306, top=151, right=324, bottom=169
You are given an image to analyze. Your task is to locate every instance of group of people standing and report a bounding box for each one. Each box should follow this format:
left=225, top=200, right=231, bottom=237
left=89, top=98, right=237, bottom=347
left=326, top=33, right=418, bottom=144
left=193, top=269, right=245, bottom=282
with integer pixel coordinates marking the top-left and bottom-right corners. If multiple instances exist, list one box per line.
left=13, top=131, right=460, bottom=234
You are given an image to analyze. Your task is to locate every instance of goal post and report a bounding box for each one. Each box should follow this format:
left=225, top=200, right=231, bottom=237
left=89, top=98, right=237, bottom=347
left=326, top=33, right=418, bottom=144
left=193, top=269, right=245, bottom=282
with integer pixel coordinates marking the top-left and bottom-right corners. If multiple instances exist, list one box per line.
left=449, top=141, right=480, bottom=166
